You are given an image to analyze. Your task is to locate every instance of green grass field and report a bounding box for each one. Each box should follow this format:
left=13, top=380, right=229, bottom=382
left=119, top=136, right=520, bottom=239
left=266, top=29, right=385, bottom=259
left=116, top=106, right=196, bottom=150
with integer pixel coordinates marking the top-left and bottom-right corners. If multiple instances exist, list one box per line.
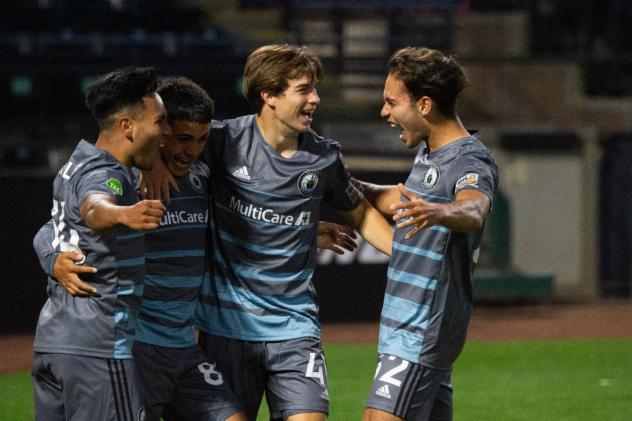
left=3, top=339, right=631, bottom=420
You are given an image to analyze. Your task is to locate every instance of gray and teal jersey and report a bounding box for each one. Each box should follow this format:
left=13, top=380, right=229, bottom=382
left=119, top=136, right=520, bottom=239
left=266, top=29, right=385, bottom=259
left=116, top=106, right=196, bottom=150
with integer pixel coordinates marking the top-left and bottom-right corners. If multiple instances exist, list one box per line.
left=196, top=114, right=363, bottom=341
left=135, top=162, right=210, bottom=348
left=33, top=140, right=144, bottom=359
left=379, top=135, right=498, bottom=370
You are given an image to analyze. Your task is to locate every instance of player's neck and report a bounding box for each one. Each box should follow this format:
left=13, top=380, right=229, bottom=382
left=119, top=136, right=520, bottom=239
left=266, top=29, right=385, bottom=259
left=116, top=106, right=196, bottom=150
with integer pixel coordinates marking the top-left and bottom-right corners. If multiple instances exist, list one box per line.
left=427, top=117, right=469, bottom=151
left=256, top=113, right=299, bottom=158
left=95, top=133, right=133, bottom=167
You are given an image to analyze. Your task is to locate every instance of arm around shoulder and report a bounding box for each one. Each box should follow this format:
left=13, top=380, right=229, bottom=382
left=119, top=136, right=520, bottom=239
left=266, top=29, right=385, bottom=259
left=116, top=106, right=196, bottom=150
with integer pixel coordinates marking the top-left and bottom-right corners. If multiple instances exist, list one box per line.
left=338, top=199, right=393, bottom=256
left=352, top=178, right=401, bottom=217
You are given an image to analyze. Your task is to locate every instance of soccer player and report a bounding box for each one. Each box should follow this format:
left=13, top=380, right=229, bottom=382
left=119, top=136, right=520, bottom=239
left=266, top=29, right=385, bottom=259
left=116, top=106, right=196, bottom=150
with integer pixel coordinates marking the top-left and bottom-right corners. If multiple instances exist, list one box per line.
left=31, top=67, right=169, bottom=421
left=358, top=47, right=499, bottom=421
left=129, top=76, right=248, bottom=421
left=144, top=44, right=394, bottom=420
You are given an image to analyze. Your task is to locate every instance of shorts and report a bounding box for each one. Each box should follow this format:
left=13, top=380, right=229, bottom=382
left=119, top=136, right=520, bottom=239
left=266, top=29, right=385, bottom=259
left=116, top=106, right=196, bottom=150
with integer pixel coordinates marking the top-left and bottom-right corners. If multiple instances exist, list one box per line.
left=32, top=352, right=143, bottom=421
left=199, top=332, right=329, bottom=420
left=132, top=341, right=243, bottom=421
left=366, top=354, right=452, bottom=421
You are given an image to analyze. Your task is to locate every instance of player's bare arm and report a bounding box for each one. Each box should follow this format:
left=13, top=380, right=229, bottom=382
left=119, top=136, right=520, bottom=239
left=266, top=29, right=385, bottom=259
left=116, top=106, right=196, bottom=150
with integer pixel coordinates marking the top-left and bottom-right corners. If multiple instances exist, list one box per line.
left=352, top=178, right=401, bottom=217
left=339, top=199, right=393, bottom=256
left=316, top=221, right=358, bottom=255
left=392, top=183, right=491, bottom=239
left=53, top=252, right=98, bottom=297
left=80, top=194, right=166, bottom=231
left=140, top=158, right=179, bottom=203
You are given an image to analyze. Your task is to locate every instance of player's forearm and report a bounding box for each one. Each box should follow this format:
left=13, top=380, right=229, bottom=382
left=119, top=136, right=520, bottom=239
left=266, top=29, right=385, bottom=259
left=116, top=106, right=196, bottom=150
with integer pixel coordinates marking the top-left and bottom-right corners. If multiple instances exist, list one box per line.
left=33, top=219, right=58, bottom=277
left=80, top=196, right=126, bottom=231
left=353, top=179, right=400, bottom=217
left=438, top=198, right=487, bottom=233
left=341, top=200, right=393, bottom=256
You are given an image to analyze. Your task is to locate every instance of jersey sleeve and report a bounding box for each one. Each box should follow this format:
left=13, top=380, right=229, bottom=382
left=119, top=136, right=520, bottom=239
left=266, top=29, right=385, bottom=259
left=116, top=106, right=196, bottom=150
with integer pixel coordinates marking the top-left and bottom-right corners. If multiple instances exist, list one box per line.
left=33, top=219, right=57, bottom=278
left=324, top=152, right=365, bottom=211
left=452, top=151, right=498, bottom=202
left=75, top=167, right=127, bottom=207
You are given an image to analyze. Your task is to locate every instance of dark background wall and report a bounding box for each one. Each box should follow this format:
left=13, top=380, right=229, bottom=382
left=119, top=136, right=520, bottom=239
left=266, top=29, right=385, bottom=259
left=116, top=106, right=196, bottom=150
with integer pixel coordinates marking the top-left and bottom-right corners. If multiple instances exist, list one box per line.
left=0, top=176, right=54, bottom=333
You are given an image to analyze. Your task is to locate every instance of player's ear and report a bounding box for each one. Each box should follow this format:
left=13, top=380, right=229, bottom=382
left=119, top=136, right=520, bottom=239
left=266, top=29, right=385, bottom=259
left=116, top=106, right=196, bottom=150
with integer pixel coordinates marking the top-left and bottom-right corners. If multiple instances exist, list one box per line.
left=119, top=118, right=134, bottom=141
left=416, top=96, right=432, bottom=116
left=261, top=91, right=277, bottom=108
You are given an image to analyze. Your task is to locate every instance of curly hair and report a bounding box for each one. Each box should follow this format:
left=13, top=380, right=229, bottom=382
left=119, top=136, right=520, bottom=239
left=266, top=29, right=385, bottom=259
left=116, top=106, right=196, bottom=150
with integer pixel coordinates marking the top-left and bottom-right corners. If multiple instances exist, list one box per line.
left=157, top=77, right=214, bottom=124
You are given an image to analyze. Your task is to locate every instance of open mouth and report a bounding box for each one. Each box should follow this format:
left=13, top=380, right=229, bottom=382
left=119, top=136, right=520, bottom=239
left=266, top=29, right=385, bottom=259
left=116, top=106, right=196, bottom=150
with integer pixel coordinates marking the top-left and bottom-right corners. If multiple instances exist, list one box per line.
left=174, top=157, right=192, bottom=168
left=388, top=122, right=405, bottom=139
left=301, top=110, right=315, bottom=119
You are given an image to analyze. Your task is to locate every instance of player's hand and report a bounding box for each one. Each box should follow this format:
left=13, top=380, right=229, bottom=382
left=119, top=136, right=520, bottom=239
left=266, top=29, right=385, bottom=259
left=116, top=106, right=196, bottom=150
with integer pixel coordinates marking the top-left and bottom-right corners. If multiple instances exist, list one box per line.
left=53, top=251, right=98, bottom=297
left=317, top=221, right=358, bottom=254
left=140, top=160, right=179, bottom=204
left=119, top=200, right=166, bottom=230
left=390, top=183, right=445, bottom=239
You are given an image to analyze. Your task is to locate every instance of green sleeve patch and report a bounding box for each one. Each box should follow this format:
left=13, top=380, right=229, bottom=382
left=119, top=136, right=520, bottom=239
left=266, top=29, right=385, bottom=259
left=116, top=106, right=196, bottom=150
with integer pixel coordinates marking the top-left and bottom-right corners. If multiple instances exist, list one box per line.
left=105, top=178, right=123, bottom=196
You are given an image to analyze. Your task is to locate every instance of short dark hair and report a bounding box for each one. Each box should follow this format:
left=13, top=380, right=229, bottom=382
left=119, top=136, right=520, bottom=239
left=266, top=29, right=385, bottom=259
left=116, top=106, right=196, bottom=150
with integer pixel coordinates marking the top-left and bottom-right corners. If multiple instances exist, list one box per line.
left=157, top=77, right=214, bottom=124
left=84, top=67, right=158, bottom=128
left=388, top=47, right=468, bottom=117
left=243, top=44, right=323, bottom=112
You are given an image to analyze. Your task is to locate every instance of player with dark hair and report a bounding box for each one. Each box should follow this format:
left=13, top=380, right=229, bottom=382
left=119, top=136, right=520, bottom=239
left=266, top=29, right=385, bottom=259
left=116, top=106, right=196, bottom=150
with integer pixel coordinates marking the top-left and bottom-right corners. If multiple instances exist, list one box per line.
left=144, top=44, right=393, bottom=421
left=34, top=76, right=245, bottom=421
left=358, top=47, right=499, bottom=421
left=129, top=76, right=247, bottom=421
left=31, top=66, right=169, bottom=421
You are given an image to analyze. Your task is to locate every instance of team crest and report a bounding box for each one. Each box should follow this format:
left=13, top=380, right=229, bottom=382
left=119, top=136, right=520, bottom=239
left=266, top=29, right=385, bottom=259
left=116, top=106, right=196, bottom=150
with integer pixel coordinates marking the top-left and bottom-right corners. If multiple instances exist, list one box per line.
left=187, top=167, right=204, bottom=194
left=422, top=164, right=440, bottom=190
left=297, top=170, right=320, bottom=196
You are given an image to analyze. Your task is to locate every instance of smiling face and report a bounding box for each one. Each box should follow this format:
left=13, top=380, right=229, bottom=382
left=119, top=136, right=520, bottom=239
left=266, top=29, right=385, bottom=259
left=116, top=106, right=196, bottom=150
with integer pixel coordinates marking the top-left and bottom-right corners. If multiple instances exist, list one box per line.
left=129, top=93, right=171, bottom=170
left=266, top=75, right=320, bottom=135
left=380, top=73, right=429, bottom=149
left=161, top=119, right=210, bottom=177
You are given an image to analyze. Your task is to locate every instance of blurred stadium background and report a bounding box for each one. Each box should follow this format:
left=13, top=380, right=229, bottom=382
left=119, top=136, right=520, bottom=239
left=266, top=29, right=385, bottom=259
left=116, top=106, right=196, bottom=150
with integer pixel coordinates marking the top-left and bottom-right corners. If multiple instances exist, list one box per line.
left=1, top=0, right=631, bottom=418
left=0, top=0, right=632, bottom=333
left=2, top=0, right=631, bottom=332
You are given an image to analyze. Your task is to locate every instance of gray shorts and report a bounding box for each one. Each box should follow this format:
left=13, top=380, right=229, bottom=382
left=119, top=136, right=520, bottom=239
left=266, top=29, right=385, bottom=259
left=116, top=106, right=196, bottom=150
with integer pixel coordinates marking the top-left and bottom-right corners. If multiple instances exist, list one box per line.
left=32, top=352, right=143, bottom=421
left=199, top=332, right=329, bottom=420
left=132, top=342, right=242, bottom=421
left=366, top=354, right=452, bottom=421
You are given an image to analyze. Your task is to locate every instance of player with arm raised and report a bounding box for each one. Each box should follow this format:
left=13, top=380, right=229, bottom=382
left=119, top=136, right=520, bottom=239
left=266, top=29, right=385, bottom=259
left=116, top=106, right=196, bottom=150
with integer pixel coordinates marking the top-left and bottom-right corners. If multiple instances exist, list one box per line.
left=143, top=44, right=392, bottom=421
left=359, top=48, right=499, bottom=421
left=31, top=67, right=168, bottom=421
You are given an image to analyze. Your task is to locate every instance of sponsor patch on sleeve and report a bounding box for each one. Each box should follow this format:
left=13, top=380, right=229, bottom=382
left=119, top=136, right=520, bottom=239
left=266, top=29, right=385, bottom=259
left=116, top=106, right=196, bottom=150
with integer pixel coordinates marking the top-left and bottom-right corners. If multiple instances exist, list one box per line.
left=105, top=178, right=123, bottom=196
left=455, top=173, right=479, bottom=192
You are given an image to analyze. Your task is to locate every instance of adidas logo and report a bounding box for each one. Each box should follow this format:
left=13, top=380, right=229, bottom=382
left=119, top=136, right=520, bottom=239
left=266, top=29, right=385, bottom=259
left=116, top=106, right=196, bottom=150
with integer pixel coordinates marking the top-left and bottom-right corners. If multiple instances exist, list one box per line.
left=232, top=166, right=251, bottom=180
left=321, top=388, right=329, bottom=401
left=375, top=384, right=391, bottom=399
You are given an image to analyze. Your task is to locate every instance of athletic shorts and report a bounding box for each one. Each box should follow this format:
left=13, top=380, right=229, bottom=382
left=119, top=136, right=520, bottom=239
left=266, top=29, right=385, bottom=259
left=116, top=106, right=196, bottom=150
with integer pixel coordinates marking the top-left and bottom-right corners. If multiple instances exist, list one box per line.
left=366, top=354, right=452, bottom=421
left=132, top=342, right=243, bottom=421
left=32, top=352, right=143, bottom=421
left=199, top=332, right=329, bottom=420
